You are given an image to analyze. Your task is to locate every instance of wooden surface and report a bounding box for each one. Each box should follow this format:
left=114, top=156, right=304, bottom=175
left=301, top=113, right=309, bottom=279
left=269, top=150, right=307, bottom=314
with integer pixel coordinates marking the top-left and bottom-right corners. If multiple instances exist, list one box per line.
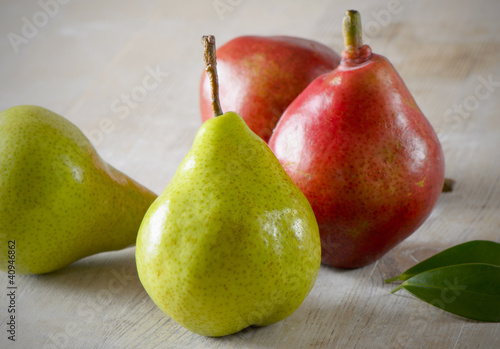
left=1, top=0, right=499, bottom=348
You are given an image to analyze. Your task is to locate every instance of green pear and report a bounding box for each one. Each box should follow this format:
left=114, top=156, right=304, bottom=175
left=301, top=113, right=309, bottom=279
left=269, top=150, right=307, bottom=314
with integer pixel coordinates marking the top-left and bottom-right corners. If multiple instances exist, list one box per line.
left=0, top=105, right=157, bottom=274
left=136, top=111, right=321, bottom=337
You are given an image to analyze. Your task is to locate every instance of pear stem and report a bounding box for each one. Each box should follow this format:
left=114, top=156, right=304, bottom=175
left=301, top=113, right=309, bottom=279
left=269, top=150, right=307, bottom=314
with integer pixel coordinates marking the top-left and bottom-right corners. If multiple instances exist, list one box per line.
left=343, top=10, right=363, bottom=53
left=442, top=178, right=456, bottom=192
left=202, top=35, right=223, bottom=117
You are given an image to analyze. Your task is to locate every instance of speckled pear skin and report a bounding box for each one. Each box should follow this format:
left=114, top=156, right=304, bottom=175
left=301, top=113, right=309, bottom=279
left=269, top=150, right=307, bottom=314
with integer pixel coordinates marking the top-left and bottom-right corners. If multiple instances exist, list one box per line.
left=136, top=112, right=320, bottom=337
left=0, top=105, right=157, bottom=274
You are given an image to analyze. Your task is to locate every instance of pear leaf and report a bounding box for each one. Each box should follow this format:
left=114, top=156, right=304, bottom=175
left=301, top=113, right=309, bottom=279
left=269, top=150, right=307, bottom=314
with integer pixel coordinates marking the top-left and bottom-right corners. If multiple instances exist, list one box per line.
left=391, top=263, right=500, bottom=322
left=385, top=240, right=500, bottom=283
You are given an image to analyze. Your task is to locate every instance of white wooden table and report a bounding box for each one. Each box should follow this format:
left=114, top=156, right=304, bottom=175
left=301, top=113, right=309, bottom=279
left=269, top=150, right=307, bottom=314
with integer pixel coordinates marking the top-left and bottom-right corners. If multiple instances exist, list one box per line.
left=1, top=0, right=499, bottom=348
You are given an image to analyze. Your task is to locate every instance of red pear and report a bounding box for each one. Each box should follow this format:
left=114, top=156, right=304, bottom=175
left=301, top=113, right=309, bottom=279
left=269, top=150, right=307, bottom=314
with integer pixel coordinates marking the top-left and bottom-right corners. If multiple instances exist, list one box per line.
left=269, top=10, right=445, bottom=268
left=199, top=35, right=340, bottom=142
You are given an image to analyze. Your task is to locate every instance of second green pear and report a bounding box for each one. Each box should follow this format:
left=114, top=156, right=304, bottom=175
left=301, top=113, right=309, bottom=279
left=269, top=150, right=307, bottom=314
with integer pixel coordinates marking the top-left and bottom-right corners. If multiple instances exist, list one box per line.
left=0, top=105, right=157, bottom=274
left=136, top=112, right=321, bottom=337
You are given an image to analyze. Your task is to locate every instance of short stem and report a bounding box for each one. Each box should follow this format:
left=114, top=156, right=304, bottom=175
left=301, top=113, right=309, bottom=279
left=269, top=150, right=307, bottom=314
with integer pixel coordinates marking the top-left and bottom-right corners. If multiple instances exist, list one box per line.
left=343, top=10, right=363, bottom=52
left=202, top=35, right=223, bottom=117
left=442, top=178, right=456, bottom=192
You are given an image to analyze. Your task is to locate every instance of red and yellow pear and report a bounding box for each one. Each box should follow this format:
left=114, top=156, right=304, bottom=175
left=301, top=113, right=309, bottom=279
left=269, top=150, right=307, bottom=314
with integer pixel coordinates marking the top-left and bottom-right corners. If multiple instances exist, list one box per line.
left=269, top=10, right=445, bottom=268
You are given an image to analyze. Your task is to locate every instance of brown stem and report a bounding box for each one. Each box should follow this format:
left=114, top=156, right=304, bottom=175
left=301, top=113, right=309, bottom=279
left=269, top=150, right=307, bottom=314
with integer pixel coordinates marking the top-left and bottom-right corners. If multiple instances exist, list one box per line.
left=202, top=35, right=223, bottom=117
left=442, top=178, right=456, bottom=193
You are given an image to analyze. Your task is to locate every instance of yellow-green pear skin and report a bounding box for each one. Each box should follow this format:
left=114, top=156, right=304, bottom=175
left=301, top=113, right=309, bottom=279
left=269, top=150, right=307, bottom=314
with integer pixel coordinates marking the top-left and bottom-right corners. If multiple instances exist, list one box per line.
left=0, top=105, right=157, bottom=274
left=136, top=112, right=321, bottom=337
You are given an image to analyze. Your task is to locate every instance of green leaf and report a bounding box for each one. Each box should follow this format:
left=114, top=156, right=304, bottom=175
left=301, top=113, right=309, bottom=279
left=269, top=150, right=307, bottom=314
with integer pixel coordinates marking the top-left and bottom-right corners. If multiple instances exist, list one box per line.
left=391, top=263, right=500, bottom=322
left=385, top=240, right=500, bottom=283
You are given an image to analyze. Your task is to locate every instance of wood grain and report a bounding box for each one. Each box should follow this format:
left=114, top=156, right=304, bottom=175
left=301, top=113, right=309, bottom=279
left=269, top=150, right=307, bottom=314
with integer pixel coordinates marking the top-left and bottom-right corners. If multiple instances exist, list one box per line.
left=1, top=0, right=499, bottom=348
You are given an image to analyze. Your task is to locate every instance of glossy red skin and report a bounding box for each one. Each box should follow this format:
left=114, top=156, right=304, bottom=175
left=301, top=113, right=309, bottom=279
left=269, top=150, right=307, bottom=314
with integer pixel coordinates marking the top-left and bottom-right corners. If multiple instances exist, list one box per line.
left=200, top=36, right=340, bottom=142
left=269, top=47, right=445, bottom=268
